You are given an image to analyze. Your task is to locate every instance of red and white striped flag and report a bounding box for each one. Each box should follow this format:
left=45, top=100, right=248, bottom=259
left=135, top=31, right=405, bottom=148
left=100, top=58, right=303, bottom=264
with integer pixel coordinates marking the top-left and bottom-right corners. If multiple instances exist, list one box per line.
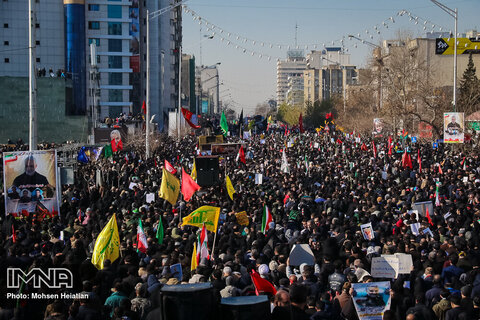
left=137, top=219, right=148, bottom=254
left=198, top=224, right=210, bottom=262
left=261, top=205, right=273, bottom=234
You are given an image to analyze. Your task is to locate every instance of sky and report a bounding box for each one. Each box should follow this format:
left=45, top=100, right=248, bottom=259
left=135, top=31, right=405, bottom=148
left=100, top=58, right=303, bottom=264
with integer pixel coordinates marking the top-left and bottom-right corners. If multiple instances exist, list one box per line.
left=182, top=0, right=480, bottom=116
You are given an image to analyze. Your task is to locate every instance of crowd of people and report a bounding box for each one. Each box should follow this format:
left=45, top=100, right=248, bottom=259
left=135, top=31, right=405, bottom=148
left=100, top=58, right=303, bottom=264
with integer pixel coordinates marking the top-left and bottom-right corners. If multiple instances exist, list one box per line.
left=0, top=126, right=480, bottom=320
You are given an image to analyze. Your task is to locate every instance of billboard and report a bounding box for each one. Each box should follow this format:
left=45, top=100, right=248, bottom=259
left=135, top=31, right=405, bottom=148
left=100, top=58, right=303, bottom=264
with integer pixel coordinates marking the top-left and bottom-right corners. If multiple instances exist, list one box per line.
left=94, top=126, right=128, bottom=144
left=444, top=112, right=464, bottom=143
left=3, top=150, right=59, bottom=217
left=201, top=99, right=209, bottom=114
left=436, top=38, right=480, bottom=55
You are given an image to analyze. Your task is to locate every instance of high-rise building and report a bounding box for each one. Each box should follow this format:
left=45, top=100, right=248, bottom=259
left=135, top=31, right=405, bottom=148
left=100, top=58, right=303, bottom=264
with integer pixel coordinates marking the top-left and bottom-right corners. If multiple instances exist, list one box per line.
left=143, top=0, right=182, bottom=131
left=196, top=65, right=219, bottom=114
left=276, top=50, right=306, bottom=105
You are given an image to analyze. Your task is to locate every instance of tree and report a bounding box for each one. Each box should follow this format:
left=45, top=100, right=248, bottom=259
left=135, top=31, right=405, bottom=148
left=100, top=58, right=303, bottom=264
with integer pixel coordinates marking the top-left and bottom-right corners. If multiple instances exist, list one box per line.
left=458, top=53, right=480, bottom=116
left=276, top=102, right=302, bottom=125
left=304, top=99, right=334, bottom=128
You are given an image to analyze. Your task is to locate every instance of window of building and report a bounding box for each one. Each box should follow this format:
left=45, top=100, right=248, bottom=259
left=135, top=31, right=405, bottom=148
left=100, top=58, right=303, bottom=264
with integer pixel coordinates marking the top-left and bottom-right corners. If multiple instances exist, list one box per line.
left=3, top=24, right=8, bottom=28
left=108, top=89, right=123, bottom=102
left=4, top=58, right=9, bottom=63
left=88, top=21, right=100, bottom=30
left=88, top=38, right=100, bottom=46
left=108, top=39, right=122, bottom=52
left=4, top=41, right=8, bottom=46
left=36, top=40, right=40, bottom=45
left=108, top=56, right=122, bottom=68
left=88, top=55, right=101, bottom=64
left=109, top=73, right=122, bottom=85
left=88, top=4, right=99, bottom=11
left=107, top=5, right=122, bottom=18
left=35, top=23, right=40, bottom=28
left=108, top=0, right=121, bottom=1
left=108, top=22, right=122, bottom=35
left=36, top=57, right=40, bottom=62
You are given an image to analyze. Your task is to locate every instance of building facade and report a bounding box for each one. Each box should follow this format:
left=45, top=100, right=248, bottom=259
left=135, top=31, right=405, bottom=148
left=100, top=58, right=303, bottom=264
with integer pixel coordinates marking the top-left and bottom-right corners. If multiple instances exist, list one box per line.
left=276, top=50, right=306, bottom=105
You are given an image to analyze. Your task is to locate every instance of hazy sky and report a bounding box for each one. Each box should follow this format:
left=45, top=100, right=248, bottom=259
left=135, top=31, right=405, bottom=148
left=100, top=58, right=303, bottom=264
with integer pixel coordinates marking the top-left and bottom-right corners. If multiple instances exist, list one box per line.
left=182, top=0, right=480, bottom=116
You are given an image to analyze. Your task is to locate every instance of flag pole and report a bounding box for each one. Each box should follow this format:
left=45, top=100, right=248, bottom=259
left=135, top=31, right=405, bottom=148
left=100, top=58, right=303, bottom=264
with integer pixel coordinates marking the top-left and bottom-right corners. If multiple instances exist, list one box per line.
left=211, top=229, right=218, bottom=259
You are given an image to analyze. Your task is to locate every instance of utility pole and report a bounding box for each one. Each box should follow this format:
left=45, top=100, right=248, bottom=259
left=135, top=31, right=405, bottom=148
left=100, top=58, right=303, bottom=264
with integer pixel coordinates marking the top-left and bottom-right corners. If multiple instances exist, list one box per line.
left=28, top=0, right=37, bottom=151
left=146, top=9, right=151, bottom=158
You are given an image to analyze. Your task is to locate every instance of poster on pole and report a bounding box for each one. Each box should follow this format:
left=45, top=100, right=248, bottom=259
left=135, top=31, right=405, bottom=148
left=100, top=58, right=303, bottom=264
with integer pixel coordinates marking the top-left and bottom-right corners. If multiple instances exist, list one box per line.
left=352, top=281, right=391, bottom=320
left=444, top=112, right=464, bottom=143
left=373, top=118, right=385, bottom=137
left=413, top=201, right=434, bottom=217
left=3, top=150, right=59, bottom=218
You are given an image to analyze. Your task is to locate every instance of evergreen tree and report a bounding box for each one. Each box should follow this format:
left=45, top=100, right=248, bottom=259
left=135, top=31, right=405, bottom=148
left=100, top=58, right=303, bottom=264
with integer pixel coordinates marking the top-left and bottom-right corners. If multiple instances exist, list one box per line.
left=458, top=53, right=480, bottom=114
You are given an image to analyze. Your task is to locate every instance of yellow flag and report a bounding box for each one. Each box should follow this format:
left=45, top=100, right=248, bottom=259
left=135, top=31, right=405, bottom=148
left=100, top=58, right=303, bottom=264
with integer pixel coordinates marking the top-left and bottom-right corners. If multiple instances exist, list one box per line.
left=158, top=168, right=180, bottom=205
left=191, top=161, right=197, bottom=181
left=191, top=242, right=198, bottom=271
left=91, top=214, right=120, bottom=270
left=226, top=175, right=235, bottom=200
left=182, top=206, right=221, bottom=233
left=235, top=211, right=249, bottom=226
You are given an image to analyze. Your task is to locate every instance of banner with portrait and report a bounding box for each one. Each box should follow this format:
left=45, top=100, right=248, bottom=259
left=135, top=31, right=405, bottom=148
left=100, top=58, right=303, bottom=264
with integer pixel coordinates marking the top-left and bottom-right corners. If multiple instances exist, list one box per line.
left=373, top=118, right=385, bottom=137
left=352, top=281, right=391, bottom=320
left=444, top=112, right=464, bottom=143
left=3, top=150, right=59, bottom=217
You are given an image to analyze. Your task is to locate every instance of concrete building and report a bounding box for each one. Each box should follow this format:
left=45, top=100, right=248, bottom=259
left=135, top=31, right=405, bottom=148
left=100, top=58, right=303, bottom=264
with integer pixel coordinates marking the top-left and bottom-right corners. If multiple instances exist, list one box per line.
left=196, top=65, right=219, bottom=114
left=143, top=0, right=182, bottom=131
left=276, top=50, right=306, bottom=105
left=285, top=75, right=304, bottom=106
left=181, top=54, right=196, bottom=113
left=303, top=48, right=357, bottom=105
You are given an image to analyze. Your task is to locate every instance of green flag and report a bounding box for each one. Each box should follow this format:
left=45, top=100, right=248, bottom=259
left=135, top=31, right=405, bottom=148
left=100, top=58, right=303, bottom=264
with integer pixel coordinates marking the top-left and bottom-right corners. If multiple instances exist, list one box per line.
left=220, top=111, right=228, bottom=136
left=156, top=218, right=164, bottom=244
left=103, top=144, right=113, bottom=158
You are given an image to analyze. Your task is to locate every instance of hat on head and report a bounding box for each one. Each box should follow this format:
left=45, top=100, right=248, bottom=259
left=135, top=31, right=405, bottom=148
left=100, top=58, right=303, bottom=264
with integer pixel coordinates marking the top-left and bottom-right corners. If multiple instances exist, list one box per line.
left=258, top=264, right=269, bottom=275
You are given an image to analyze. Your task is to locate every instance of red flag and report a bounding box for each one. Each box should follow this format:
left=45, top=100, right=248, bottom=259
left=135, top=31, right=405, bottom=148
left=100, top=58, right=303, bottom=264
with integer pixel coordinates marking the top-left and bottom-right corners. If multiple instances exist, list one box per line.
left=164, top=159, right=177, bottom=175
left=325, top=112, right=333, bottom=120
left=372, top=141, right=377, bottom=158
left=12, top=225, right=16, bottom=243
left=142, top=100, right=146, bottom=115
left=283, top=194, right=290, bottom=205
left=181, top=107, right=201, bottom=129
left=361, top=143, right=368, bottom=151
left=181, top=168, right=200, bottom=202
left=111, top=138, right=123, bottom=152
left=438, top=164, right=443, bottom=174
left=236, top=145, right=246, bottom=164
left=418, top=149, right=422, bottom=173
left=388, top=136, right=393, bottom=156
left=426, top=207, right=433, bottom=226
left=299, top=113, right=304, bottom=133
left=154, top=158, right=158, bottom=167
left=250, top=270, right=277, bottom=296
left=402, top=150, right=413, bottom=169
left=336, top=138, right=343, bottom=144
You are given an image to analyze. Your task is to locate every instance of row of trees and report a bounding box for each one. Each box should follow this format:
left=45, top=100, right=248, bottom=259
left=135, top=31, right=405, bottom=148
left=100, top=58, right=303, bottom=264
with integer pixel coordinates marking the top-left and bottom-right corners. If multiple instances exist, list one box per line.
left=271, top=33, right=480, bottom=137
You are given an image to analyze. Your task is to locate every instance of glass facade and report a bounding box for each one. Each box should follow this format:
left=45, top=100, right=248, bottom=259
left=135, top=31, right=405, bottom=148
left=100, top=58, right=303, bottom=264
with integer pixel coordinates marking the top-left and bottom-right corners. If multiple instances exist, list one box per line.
left=108, top=73, right=122, bottom=85
left=108, top=39, right=122, bottom=52
left=65, top=3, right=86, bottom=115
left=108, top=89, right=123, bottom=102
left=108, top=22, right=122, bottom=35
left=88, top=21, right=100, bottom=30
left=107, top=5, right=122, bottom=18
left=108, top=56, right=122, bottom=68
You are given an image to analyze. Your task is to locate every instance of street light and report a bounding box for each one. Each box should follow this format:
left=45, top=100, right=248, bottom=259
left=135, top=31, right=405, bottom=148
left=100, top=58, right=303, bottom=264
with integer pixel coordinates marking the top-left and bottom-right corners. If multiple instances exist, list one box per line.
left=430, top=0, right=458, bottom=111
left=146, top=0, right=187, bottom=158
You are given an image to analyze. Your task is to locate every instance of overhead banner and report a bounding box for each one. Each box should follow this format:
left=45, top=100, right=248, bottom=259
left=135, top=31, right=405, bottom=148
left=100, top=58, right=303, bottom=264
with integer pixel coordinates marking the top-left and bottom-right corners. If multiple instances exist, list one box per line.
left=352, top=282, right=391, bottom=320
left=3, top=150, right=59, bottom=217
left=436, top=38, right=480, bottom=55
left=444, top=112, right=464, bottom=143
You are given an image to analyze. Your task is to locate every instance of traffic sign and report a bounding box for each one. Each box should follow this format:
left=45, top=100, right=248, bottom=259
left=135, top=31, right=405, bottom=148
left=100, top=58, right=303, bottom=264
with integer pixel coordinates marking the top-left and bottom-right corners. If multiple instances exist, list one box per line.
left=436, top=38, right=480, bottom=55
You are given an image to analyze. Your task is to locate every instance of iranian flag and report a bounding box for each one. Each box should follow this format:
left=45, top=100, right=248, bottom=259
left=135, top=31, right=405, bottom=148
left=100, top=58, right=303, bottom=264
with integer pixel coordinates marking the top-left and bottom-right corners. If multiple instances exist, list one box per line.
left=261, top=205, right=273, bottom=234
left=137, top=219, right=148, bottom=254
left=198, top=224, right=210, bottom=262
left=165, top=159, right=177, bottom=175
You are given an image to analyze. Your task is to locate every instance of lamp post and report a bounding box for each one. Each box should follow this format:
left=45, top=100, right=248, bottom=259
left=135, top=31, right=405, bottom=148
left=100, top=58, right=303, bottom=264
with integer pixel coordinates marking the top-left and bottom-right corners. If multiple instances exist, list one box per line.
left=145, top=1, right=187, bottom=159
left=28, top=0, right=37, bottom=150
left=430, top=0, right=458, bottom=111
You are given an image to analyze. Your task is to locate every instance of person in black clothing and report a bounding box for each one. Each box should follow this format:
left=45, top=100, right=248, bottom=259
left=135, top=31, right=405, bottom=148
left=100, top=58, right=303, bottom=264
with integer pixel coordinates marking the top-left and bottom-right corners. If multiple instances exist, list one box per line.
left=445, top=294, right=468, bottom=320
left=12, top=155, right=50, bottom=189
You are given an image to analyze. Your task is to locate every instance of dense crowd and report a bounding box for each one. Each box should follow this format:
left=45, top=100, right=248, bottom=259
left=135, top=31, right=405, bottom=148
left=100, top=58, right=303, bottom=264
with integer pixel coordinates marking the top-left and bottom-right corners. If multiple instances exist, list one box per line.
left=0, top=127, right=480, bottom=320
